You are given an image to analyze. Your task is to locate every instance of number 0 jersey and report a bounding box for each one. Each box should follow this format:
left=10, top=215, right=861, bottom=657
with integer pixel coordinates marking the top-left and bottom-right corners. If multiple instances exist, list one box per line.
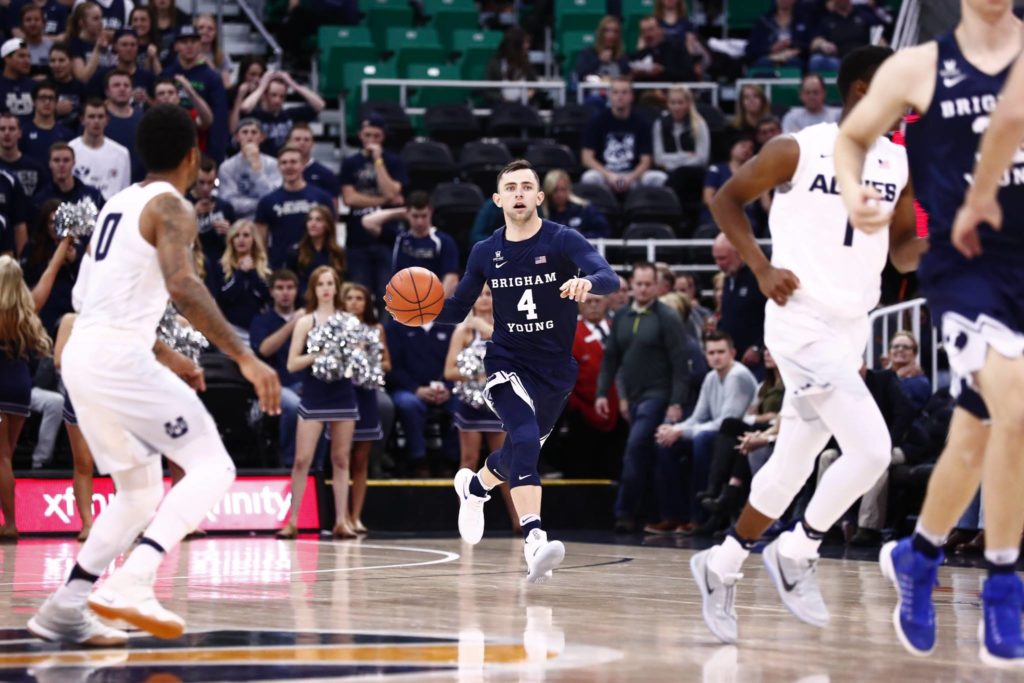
left=72, top=181, right=184, bottom=349
left=769, top=122, right=909, bottom=318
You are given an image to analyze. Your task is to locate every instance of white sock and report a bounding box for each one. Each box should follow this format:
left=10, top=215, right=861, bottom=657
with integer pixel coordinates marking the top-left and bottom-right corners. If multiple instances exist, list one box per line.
left=913, top=521, right=947, bottom=547
left=53, top=578, right=94, bottom=609
left=984, top=548, right=1020, bottom=566
left=119, top=542, right=163, bottom=577
left=778, top=523, right=821, bottom=559
left=709, top=535, right=749, bottom=576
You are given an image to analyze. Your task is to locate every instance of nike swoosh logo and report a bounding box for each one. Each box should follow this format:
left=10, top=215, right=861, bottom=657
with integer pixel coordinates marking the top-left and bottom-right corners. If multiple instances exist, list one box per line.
left=518, top=474, right=530, bottom=480
left=819, top=153, right=832, bottom=158
left=495, top=261, right=508, bottom=269
left=777, top=556, right=798, bottom=592
left=943, top=76, right=965, bottom=88
left=704, top=563, right=715, bottom=596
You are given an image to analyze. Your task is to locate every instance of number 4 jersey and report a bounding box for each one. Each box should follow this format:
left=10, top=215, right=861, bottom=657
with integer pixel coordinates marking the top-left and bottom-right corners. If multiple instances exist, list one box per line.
left=72, top=181, right=184, bottom=349
left=769, top=122, right=908, bottom=318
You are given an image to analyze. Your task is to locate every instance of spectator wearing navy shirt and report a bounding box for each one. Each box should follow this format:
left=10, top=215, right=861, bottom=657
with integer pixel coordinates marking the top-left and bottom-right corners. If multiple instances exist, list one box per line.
left=41, top=0, right=72, bottom=36
left=161, top=25, right=228, bottom=162
left=0, top=166, right=29, bottom=256
left=46, top=43, right=88, bottom=123
left=239, top=69, right=325, bottom=155
left=284, top=204, right=345, bottom=293
left=254, top=145, right=335, bottom=269
left=0, top=38, right=36, bottom=116
left=0, top=113, right=46, bottom=199
left=581, top=76, right=667, bottom=195
left=808, top=0, right=874, bottom=73
left=214, top=218, right=271, bottom=342
left=364, top=191, right=460, bottom=297
left=102, top=70, right=144, bottom=182
left=65, top=3, right=111, bottom=84
left=90, top=30, right=155, bottom=105
left=712, top=233, right=766, bottom=372
left=91, top=0, right=133, bottom=32
left=250, top=269, right=304, bottom=466
left=540, top=169, right=609, bottom=238
left=189, top=156, right=234, bottom=262
left=287, top=123, right=338, bottom=197
left=32, top=142, right=106, bottom=216
left=21, top=83, right=74, bottom=167
left=699, top=138, right=758, bottom=229
left=745, top=0, right=810, bottom=70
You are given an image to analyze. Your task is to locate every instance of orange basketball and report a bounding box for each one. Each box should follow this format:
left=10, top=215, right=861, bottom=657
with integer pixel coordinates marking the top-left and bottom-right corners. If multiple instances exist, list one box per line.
left=385, top=267, right=445, bottom=326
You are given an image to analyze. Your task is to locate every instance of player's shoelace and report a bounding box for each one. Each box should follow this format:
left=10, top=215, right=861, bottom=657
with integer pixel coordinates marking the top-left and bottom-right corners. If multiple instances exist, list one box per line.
left=898, top=556, right=938, bottom=626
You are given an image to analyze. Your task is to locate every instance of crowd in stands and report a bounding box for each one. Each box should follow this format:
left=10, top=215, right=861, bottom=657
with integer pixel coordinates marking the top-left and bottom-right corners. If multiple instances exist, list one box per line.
left=2, top=0, right=955, bottom=548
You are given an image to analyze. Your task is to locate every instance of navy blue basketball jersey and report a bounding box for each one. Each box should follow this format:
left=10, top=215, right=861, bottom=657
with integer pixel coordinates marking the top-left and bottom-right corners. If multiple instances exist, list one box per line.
left=434, top=220, right=618, bottom=364
left=906, top=32, right=1024, bottom=277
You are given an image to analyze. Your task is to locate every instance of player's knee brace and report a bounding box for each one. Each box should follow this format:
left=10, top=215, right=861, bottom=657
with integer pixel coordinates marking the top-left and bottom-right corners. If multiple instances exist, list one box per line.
left=506, top=424, right=542, bottom=489
left=507, top=460, right=541, bottom=488
left=485, top=450, right=509, bottom=481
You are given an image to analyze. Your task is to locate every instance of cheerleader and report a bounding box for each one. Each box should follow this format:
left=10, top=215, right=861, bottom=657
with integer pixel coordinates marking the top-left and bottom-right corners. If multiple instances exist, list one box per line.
left=0, top=256, right=53, bottom=540
left=341, top=282, right=390, bottom=534
left=279, top=266, right=359, bottom=539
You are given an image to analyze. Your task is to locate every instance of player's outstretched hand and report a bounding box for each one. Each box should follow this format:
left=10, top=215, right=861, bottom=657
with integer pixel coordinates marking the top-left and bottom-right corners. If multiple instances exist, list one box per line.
left=756, top=266, right=800, bottom=306
left=952, top=193, right=1002, bottom=259
left=559, top=276, right=592, bottom=303
left=846, top=185, right=892, bottom=234
left=239, top=353, right=282, bottom=416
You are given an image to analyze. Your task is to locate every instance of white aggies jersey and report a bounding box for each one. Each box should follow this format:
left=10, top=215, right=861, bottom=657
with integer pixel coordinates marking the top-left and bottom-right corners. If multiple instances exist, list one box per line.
left=72, top=181, right=183, bottom=349
left=769, top=122, right=908, bottom=318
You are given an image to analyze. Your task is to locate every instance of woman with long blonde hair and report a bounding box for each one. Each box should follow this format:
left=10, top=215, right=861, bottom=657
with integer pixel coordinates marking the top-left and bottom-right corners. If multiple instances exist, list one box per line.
left=286, top=205, right=346, bottom=294
left=341, top=282, right=390, bottom=534
left=540, top=169, right=609, bottom=238
left=653, top=86, right=711, bottom=171
left=279, top=266, right=359, bottom=539
left=217, top=219, right=271, bottom=343
left=0, top=256, right=53, bottom=539
left=573, top=15, right=630, bottom=84
left=732, top=84, right=771, bottom=136
left=195, top=14, right=231, bottom=87
left=64, top=1, right=109, bottom=82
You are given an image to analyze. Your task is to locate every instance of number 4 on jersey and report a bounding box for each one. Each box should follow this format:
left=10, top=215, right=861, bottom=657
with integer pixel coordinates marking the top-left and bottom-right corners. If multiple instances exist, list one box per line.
left=517, top=288, right=538, bottom=320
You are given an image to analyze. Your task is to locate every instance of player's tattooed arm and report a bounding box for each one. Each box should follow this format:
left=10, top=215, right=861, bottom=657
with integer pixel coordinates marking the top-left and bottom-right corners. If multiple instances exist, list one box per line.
left=150, top=194, right=249, bottom=360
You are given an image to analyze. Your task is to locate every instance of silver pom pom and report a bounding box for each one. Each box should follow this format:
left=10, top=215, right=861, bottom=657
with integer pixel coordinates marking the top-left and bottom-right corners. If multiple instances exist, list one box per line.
left=156, top=303, right=209, bottom=363
left=351, top=323, right=386, bottom=389
left=54, top=198, right=99, bottom=239
left=453, top=345, right=488, bottom=410
left=307, top=312, right=362, bottom=383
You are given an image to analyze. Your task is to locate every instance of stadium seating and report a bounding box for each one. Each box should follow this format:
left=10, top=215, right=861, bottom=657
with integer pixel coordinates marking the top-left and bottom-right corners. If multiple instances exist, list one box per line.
left=550, top=103, right=594, bottom=153
left=386, top=27, right=447, bottom=77
left=422, top=0, right=480, bottom=51
left=452, top=30, right=504, bottom=81
left=401, top=139, right=459, bottom=192
left=425, top=104, right=482, bottom=153
left=318, top=26, right=378, bottom=98
left=406, top=64, right=467, bottom=105
left=573, top=181, right=622, bottom=234
left=431, top=182, right=486, bottom=250
left=623, top=185, right=683, bottom=229
left=458, top=140, right=512, bottom=192
left=362, top=0, right=416, bottom=47
left=525, top=142, right=581, bottom=180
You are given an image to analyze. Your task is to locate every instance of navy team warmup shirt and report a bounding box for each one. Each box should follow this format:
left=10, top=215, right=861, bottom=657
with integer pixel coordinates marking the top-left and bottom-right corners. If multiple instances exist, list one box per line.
left=435, top=220, right=618, bottom=365
left=255, top=183, right=335, bottom=268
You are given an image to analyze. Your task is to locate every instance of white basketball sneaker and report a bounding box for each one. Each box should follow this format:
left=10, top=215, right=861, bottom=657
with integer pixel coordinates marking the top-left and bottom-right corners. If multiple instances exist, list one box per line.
left=524, top=529, right=565, bottom=583
left=87, top=569, right=185, bottom=639
left=690, top=548, right=742, bottom=645
left=762, top=537, right=830, bottom=628
left=28, top=594, right=129, bottom=646
left=454, top=468, right=489, bottom=545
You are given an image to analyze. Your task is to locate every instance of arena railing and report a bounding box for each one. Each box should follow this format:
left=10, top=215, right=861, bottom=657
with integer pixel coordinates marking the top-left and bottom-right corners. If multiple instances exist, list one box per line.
left=734, top=77, right=838, bottom=103
left=225, top=0, right=284, bottom=68
left=576, top=81, right=720, bottom=107
left=590, top=237, right=771, bottom=272
left=865, top=297, right=940, bottom=390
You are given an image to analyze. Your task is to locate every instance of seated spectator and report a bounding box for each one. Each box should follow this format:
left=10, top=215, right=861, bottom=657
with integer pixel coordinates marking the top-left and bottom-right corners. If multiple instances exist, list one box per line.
left=540, top=169, right=609, bottom=238
left=653, top=86, right=710, bottom=173
left=19, top=199, right=79, bottom=334
left=41, top=0, right=71, bottom=37
left=573, top=16, right=630, bottom=90
left=673, top=271, right=711, bottom=337
left=154, top=0, right=191, bottom=60
left=33, top=142, right=106, bottom=214
left=153, top=75, right=213, bottom=153
left=91, top=30, right=156, bottom=105
left=731, top=83, right=770, bottom=140
left=28, top=383, right=64, bottom=469
left=782, top=73, right=841, bottom=133
left=581, top=76, right=667, bottom=194
left=69, top=99, right=131, bottom=200
left=162, top=24, right=228, bottom=162
left=364, top=190, right=460, bottom=297
left=65, top=2, right=111, bottom=84
left=385, top=315, right=457, bottom=477
left=129, top=5, right=164, bottom=74
left=809, top=0, right=874, bottom=73
left=215, top=219, right=271, bottom=341
left=339, top=116, right=407, bottom=304
left=285, top=204, right=346, bottom=293
left=21, top=82, right=76, bottom=165
left=255, top=145, right=335, bottom=268
left=654, top=330, right=758, bottom=531
left=228, top=55, right=266, bottom=136
left=628, top=16, right=697, bottom=83
left=250, top=269, right=304, bottom=466
left=698, top=138, right=753, bottom=227
left=883, top=330, right=931, bottom=413
left=287, top=123, right=339, bottom=197
left=102, top=70, right=144, bottom=181
left=240, top=69, right=325, bottom=155
left=46, top=43, right=88, bottom=123
left=0, top=38, right=37, bottom=116
left=218, top=117, right=281, bottom=219
left=487, top=26, right=538, bottom=103
left=713, top=233, right=767, bottom=372
left=19, top=5, right=54, bottom=72
left=755, top=114, right=782, bottom=151
left=0, top=112, right=46, bottom=198
left=745, top=0, right=810, bottom=69
left=654, top=0, right=694, bottom=44
left=189, top=155, right=235, bottom=262
left=195, top=14, right=232, bottom=87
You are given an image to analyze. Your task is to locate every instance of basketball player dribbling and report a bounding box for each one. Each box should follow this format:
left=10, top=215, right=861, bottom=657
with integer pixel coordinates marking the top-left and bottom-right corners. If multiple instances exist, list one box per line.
left=835, top=0, right=1024, bottom=666
left=28, top=104, right=280, bottom=645
left=691, top=46, right=922, bottom=644
left=387, top=160, right=618, bottom=582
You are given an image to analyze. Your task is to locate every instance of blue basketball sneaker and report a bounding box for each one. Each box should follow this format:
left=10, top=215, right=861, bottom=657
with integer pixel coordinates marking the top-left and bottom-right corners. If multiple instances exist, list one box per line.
left=879, top=539, right=942, bottom=656
left=979, top=572, right=1024, bottom=668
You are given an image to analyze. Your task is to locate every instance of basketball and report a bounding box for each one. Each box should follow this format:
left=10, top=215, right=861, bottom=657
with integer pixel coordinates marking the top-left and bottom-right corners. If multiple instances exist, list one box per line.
left=385, top=267, right=445, bottom=326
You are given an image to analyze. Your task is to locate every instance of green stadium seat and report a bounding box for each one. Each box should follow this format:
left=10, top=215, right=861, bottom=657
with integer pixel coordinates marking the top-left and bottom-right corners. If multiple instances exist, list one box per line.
left=457, top=53, right=489, bottom=81
left=361, top=0, right=415, bottom=47
left=386, top=27, right=448, bottom=76
left=559, top=30, right=595, bottom=75
left=422, top=0, right=480, bottom=51
left=451, top=30, right=502, bottom=81
left=726, top=0, right=770, bottom=32
left=317, top=26, right=378, bottom=97
left=341, top=61, right=399, bottom=100
left=406, top=63, right=467, bottom=106
left=555, top=0, right=606, bottom=37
